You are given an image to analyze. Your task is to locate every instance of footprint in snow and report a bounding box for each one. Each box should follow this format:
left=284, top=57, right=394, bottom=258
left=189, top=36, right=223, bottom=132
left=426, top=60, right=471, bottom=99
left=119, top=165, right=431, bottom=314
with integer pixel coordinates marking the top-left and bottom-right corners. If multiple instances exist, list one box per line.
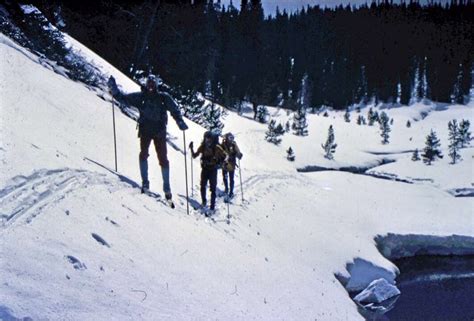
left=66, top=255, right=87, bottom=270
left=91, top=233, right=110, bottom=247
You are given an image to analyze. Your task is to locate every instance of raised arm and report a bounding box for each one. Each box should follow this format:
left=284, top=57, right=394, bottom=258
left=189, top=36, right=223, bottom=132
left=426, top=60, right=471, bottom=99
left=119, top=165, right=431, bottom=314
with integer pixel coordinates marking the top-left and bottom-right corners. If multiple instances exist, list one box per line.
left=108, top=76, right=142, bottom=107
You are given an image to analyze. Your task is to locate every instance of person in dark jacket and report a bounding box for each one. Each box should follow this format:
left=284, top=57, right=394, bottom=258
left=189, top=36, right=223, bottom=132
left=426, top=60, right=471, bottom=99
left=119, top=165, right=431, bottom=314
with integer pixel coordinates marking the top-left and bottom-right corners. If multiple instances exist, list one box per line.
left=189, top=131, right=227, bottom=212
left=220, top=132, right=243, bottom=199
left=108, top=75, right=188, bottom=200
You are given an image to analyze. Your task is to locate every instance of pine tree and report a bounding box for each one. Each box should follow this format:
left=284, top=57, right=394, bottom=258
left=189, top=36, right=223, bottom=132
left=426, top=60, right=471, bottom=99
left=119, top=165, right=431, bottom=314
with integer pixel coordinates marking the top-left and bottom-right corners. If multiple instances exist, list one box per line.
left=357, top=115, right=366, bottom=125
left=321, top=125, right=337, bottom=160
left=293, top=107, right=309, bottom=136
left=323, top=111, right=329, bottom=117
left=265, top=119, right=284, bottom=145
left=285, top=120, right=291, bottom=132
left=203, top=102, right=225, bottom=135
left=390, top=118, right=394, bottom=125
left=406, top=120, right=411, bottom=128
left=448, top=119, right=461, bottom=164
left=344, top=109, right=351, bottom=123
left=458, top=119, right=472, bottom=148
left=379, top=111, right=391, bottom=144
left=422, top=130, right=443, bottom=165
left=367, top=108, right=375, bottom=126
left=180, top=89, right=205, bottom=124
left=286, top=147, right=295, bottom=161
left=411, top=149, right=420, bottom=161
left=256, top=105, right=268, bottom=123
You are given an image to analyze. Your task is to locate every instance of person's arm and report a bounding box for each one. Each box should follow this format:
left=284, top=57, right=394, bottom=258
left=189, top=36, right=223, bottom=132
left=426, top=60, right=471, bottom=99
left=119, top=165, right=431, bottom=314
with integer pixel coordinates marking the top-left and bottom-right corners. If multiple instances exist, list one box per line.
left=189, top=142, right=202, bottom=159
left=234, top=142, right=243, bottom=159
left=108, top=76, right=142, bottom=107
left=163, top=92, right=188, bottom=130
left=217, top=145, right=228, bottom=163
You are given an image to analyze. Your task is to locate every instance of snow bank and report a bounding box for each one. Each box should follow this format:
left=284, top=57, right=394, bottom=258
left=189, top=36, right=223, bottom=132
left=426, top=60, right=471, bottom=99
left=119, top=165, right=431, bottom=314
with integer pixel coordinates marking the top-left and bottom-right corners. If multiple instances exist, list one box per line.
left=343, top=258, right=398, bottom=292
left=375, top=233, right=474, bottom=260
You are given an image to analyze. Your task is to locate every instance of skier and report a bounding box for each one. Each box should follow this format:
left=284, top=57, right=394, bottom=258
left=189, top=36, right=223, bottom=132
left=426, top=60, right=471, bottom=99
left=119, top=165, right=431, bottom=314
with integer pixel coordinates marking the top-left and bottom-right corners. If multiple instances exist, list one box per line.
left=220, top=132, right=243, bottom=200
left=107, top=75, right=188, bottom=202
left=189, top=131, right=227, bottom=213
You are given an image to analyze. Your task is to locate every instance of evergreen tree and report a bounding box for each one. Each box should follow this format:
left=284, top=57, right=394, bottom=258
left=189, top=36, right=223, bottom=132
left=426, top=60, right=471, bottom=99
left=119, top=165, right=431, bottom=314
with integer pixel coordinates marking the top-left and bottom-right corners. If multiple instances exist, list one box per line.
left=448, top=119, right=461, bottom=164
left=357, top=115, right=366, bottom=125
left=285, top=120, right=291, bottom=133
left=379, top=111, right=391, bottom=144
left=458, top=119, right=472, bottom=148
left=390, top=118, right=394, bottom=125
left=323, top=111, right=329, bottom=117
left=411, top=148, right=420, bottom=161
left=422, top=129, right=443, bottom=165
left=321, top=125, right=337, bottom=160
left=203, top=102, right=225, bottom=135
left=256, top=105, right=268, bottom=123
left=344, top=109, right=351, bottom=123
left=176, top=89, right=205, bottom=124
left=293, top=106, right=309, bottom=136
left=265, top=119, right=285, bottom=145
left=406, top=120, right=411, bottom=128
left=367, top=108, right=375, bottom=126
left=286, top=146, right=295, bottom=161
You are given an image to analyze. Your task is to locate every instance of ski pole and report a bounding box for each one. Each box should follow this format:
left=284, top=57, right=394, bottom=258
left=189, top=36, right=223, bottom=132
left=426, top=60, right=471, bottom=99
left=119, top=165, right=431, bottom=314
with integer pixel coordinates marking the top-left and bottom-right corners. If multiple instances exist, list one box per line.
left=190, top=146, right=194, bottom=197
left=238, top=159, right=244, bottom=203
left=183, top=130, right=190, bottom=215
left=111, top=97, right=118, bottom=172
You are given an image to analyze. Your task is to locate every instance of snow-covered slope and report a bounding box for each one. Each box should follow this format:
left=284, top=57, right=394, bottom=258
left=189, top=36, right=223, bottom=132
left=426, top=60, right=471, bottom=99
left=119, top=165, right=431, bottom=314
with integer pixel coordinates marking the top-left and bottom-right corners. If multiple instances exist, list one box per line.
left=1, top=32, right=473, bottom=321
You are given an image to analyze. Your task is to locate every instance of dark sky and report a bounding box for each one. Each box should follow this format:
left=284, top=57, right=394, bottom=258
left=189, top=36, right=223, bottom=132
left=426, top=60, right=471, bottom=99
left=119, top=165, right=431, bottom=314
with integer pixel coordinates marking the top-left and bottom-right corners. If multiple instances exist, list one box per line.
left=221, top=0, right=448, bottom=15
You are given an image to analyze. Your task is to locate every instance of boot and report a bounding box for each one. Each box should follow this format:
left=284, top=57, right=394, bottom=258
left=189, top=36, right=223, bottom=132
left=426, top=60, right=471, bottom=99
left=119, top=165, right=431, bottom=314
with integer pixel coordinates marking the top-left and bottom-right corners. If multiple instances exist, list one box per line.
left=139, top=158, right=149, bottom=193
left=161, top=167, right=171, bottom=199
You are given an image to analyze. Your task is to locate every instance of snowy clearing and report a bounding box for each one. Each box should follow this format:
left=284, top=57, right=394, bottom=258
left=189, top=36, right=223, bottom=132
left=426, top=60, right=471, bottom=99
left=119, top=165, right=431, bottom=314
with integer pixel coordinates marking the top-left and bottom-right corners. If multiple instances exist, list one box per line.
left=1, top=33, right=473, bottom=320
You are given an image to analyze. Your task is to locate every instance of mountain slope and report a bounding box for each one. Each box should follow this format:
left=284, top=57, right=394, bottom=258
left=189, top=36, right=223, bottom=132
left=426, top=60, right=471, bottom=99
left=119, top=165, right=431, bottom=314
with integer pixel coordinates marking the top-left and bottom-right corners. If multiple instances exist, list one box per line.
left=1, top=33, right=473, bottom=321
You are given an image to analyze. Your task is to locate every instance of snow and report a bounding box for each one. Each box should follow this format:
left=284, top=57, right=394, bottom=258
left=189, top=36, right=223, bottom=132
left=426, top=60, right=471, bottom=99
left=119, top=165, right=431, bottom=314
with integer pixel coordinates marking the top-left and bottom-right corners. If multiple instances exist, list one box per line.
left=354, top=278, right=400, bottom=304
left=1, top=31, right=473, bottom=321
left=20, top=5, right=42, bottom=15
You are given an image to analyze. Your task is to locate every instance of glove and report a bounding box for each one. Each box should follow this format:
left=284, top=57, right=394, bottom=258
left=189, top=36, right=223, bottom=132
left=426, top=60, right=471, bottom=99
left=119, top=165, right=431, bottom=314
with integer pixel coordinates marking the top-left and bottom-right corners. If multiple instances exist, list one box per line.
left=177, top=119, right=188, bottom=131
left=189, top=141, right=194, bottom=149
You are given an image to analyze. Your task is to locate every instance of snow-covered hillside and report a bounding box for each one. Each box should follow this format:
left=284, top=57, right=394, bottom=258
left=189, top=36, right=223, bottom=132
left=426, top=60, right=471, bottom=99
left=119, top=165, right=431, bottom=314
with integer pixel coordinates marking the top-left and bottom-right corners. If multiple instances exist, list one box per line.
left=1, top=32, right=473, bottom=321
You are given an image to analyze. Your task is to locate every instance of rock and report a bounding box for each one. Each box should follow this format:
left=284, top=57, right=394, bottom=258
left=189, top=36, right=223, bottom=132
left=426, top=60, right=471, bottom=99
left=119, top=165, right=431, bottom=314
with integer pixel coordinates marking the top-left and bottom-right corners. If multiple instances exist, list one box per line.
left=354, top=278, right=400, bottom=304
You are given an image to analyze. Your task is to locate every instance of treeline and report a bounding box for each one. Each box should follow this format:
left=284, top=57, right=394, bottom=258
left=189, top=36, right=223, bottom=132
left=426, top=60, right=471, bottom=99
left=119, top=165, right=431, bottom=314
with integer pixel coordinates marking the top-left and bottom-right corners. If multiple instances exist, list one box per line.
left=26, top=0, right=474, bottom=110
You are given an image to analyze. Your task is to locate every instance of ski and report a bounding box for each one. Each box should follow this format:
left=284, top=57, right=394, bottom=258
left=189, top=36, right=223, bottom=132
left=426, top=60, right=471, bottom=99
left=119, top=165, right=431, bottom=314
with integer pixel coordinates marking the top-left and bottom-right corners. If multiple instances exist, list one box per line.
left=143, top=190, right=175, bottom=209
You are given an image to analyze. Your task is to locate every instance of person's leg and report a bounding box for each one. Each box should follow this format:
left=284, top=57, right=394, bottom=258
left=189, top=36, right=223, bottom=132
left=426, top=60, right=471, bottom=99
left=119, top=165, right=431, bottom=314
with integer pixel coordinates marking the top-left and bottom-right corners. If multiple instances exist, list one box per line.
left=209, top=168, right=218, bottom=210
left=229, top=170, right=235, bottom=197
left=154, top=136, right=171, bottom=198
left=139, top=136, right=152, bottom=191
left=222, top=168, right=229, bottom=194
left=200, top=168, right=209, bottom=207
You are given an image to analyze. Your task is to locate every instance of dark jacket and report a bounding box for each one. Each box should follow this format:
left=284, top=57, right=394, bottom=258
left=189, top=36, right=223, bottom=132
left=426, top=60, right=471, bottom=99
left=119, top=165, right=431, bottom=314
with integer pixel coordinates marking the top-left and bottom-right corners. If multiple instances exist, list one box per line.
left=113, top=89, right=184, bottom=138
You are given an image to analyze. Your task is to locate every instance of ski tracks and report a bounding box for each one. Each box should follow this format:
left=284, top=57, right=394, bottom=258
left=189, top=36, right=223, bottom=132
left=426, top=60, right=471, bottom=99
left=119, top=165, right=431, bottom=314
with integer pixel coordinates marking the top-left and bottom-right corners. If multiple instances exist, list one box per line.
left=0, top=168, right=108, bottom=228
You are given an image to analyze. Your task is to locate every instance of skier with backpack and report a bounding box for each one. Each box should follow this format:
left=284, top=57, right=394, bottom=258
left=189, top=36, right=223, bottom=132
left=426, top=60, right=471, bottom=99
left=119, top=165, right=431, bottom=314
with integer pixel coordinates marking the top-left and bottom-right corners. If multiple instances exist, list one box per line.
left=189, top=131, right=227, bottom=214
left=107, top=75, right=188, bottom=204
left=220, top=132, right=243, bottom=201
